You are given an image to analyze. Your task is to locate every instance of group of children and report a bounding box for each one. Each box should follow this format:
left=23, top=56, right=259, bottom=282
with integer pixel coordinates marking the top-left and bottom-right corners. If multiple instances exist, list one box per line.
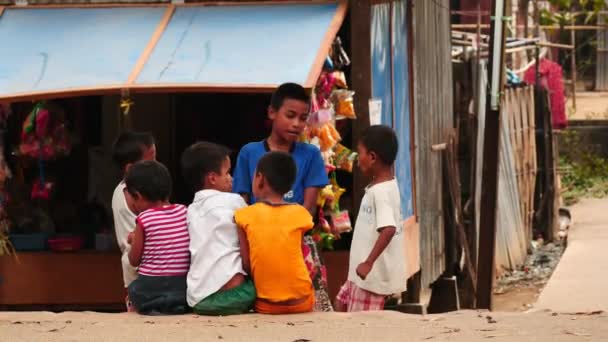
left=111, top=83, right=408, bottom=315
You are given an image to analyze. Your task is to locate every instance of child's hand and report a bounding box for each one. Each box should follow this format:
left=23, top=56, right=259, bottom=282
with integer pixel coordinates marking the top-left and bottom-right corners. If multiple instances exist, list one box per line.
left=127, top=232, right=134, bottom=245
left=356, top=261, right=373, bottom=280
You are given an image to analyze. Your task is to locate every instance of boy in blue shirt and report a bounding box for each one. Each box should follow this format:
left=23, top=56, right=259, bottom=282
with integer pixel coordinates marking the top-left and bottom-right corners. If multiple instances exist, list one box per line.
left=232, top=82, right=332, bottom=311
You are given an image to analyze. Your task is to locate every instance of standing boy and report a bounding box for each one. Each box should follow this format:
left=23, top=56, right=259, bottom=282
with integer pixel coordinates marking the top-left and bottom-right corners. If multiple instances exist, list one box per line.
left=111, top=131, right=156, bottom=311
left=235, top=152, right=315, bottom=314
left=232, top=83, right=333, bottom=311
left=181, top=142, right=255, bottom=316
left=335, top=125, right=407, bottom=312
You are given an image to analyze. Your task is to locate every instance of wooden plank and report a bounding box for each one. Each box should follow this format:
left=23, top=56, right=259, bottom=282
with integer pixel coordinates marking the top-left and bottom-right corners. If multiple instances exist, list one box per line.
left=6, top=3, right=167, bottom=9
left=5, top=1, right=340, bottom=9
left=304, top=0, right=348, bottom=88
left=0, top=6, right=5, bottom=17
left=477, top=0, right=507, bottom=311
left=407, top=0, right=417, bottom=218
left=452, top=24, right=608, bottom=30
left=537, top=41, right=574, bottom=50
left=126, top=5, right=176, bottom=85
left=0, top=252, right=123, bottom=306
left=0, top=85, right=125, bottom=103
left=0, top=83, right=280, bottom=103
left=351, top=0, right=372, bottom=218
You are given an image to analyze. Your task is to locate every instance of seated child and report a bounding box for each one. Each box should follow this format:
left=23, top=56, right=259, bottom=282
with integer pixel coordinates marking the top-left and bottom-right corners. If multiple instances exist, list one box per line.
left=125, top=160, right=190, bottom=315
left=181, top=142, right=255, bottom=316
left=235, top=152, right=315, bottom=314
left=335, top=125, right=408, bottom=312
left=111, top=131, right=156, bottom=311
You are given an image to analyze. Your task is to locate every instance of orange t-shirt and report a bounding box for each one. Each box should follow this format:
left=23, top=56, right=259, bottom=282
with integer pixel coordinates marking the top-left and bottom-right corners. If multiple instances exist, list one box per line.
left=235, top=202, right=314, bottom=303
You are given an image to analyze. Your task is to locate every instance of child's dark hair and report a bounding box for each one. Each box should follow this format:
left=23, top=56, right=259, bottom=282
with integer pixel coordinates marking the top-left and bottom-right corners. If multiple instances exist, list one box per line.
left=360, top=125, right=399, bottom=165
left=125, top=161, right=172, bottom=202
left=270, top=83, right=310, bottom=111
left=181, top=141, right=231, bottom=191
left=256, top=152, right=296, bottom=195
left=112, top=131, right=155, bottom=170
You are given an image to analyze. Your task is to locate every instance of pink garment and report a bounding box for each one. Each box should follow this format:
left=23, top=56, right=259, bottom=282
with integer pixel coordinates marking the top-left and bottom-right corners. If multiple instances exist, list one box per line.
left=524, top=58, right=568, bottom=129
left=137, top=204, right=190, bottom=277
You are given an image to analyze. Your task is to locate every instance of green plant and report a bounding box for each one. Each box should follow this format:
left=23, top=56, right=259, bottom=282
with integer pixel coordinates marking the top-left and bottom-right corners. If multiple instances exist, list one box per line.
left=559, top=130, right=608, bottom=205
left=541, top=0, right=607, bottom=26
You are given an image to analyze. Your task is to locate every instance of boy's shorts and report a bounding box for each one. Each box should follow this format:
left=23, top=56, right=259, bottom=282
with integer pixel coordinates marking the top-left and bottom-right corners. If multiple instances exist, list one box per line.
left=193, top=279, right=256, bottom=316
left=128, top=275, right=189, bottom=315
left=336, top=281, right=386, bottom=312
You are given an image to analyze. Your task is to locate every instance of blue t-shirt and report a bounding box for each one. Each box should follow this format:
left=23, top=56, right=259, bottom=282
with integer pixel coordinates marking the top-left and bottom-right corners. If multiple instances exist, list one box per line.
left=232, top=140, right=329, bottom=204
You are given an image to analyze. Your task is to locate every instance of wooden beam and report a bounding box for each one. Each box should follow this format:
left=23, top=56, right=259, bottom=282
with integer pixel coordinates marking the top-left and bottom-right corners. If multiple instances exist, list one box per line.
left=407, top=0, right=417, bottom=218
left=126, top=5, right=175, bottom=85
left=452, top=24, right=608, bottom=30
left=476, top=0, right=508, bottom=311
left=350, top=0, right=372, bottom=217
left=5, top=1, right=340, bottom=9
left=305, top=0, right=348, bottom=88
left=0, top=6, right=5, bottom=17
left=537, top=41, right=574, bottom=50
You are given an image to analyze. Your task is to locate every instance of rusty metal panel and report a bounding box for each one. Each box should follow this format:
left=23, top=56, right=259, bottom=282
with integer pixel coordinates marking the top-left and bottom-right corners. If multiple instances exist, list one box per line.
left=412, top=0, right=453, bottom=287
left=475, top=75, right=530, bottom=272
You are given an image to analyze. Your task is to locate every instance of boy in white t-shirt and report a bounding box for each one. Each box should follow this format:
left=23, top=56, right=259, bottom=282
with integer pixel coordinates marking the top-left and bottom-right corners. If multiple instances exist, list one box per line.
left=111, top=131, right=156, bottom=312
left=181, top=142, right=255, bottom=316
left=335, top=125, right=407, bottom=312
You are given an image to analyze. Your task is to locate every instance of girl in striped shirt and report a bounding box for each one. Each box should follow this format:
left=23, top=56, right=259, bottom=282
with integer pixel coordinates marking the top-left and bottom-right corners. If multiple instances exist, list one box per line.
left=124, top=160, right=190, bottom=315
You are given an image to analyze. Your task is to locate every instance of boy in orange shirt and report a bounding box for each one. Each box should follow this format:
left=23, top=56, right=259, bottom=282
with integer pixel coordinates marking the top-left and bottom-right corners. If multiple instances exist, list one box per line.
left=235, top=152, right=314, bottom=314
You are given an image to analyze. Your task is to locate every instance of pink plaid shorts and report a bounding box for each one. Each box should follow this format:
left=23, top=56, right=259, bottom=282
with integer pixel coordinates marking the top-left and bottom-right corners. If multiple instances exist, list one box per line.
left=336, top=281, right=386, bottom=312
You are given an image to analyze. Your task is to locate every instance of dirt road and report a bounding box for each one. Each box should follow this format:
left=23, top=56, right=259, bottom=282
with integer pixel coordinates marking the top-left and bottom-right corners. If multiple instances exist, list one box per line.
left=1, top=310, right=607, bottom=341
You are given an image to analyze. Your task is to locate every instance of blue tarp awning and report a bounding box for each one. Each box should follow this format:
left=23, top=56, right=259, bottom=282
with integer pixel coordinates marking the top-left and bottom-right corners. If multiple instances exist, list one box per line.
left=0, top=2, right=346, bottom=101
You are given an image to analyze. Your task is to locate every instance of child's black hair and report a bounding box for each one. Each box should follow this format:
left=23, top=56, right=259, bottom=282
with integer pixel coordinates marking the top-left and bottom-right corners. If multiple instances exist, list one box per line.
left=256, top=151, right=296, bottom=196
left=181, top=141, right=231, bottom=191
left=124, top=161, right=172, bottom=202
left=270, top=83, right=310, bottom=111
left=112, top=131, right=155, bottom=170
left=360, top=125, right=399, bottom=165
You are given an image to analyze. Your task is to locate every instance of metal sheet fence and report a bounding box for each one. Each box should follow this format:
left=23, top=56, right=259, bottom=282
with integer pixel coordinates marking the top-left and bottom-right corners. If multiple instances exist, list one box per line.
left=412, top=0, right=453, bottom=287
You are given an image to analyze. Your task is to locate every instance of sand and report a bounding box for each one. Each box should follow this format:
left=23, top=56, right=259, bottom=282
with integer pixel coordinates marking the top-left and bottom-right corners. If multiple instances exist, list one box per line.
left=1, top=310, right=607, bottom=341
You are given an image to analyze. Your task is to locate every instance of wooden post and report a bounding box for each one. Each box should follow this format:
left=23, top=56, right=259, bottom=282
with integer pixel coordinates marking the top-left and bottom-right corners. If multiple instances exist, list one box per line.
left=350, top=0, right=372, bottom=215
left=476, top=0, right=508, bottom=311
left=570, top=29, right=577, bottom=110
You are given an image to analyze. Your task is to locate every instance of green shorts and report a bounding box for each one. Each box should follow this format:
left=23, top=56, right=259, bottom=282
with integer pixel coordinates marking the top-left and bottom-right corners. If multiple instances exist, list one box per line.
left=193, top=279, right=256, bottom=316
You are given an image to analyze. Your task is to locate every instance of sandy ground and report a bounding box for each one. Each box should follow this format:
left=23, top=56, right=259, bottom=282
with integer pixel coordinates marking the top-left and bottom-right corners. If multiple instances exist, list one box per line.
left=2, top=199, right=607, bottom=341
left=1, top=310, right=607, bottom=342
left=567, top=92, right=608, bottom=120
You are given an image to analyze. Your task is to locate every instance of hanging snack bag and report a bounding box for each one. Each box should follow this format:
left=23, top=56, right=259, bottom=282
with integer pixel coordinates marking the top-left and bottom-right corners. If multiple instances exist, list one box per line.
left=331, top=210, right=352, bottom=234
left=333, top=144, right=357, bottom=173
left=332, top=90, right=356, bottom=119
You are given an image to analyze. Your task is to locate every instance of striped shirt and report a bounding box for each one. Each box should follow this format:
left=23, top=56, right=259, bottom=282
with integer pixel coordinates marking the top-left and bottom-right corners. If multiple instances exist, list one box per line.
left=136, top=204, right=190, bottom=277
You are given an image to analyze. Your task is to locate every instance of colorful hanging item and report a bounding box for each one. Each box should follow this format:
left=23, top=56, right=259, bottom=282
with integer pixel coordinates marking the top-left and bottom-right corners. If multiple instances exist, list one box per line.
left=19, top=102, right=71, bottom=160
left=523, top=58, right=567, bottom=129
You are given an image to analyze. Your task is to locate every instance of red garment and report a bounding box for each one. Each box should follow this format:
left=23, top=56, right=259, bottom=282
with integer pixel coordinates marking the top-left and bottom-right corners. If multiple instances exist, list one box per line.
left=336, top=280, right=386, bottom=312
left=523, top=58, right=568, bottom=129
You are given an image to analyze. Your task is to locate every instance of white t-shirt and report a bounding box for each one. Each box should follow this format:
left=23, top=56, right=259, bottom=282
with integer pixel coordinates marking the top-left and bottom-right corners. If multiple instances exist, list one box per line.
left=186, top=190, right=247, bottom=307
left=348, top=179, right=408, bottom=295
left=111, top=182, right=138, bottom=287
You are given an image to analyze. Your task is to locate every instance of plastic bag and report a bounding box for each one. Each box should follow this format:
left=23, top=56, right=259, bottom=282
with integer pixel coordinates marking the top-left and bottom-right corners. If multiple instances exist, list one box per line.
left=332, top=90, right=356, bottom=119
left=331, top=210, right=352, bottom=233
